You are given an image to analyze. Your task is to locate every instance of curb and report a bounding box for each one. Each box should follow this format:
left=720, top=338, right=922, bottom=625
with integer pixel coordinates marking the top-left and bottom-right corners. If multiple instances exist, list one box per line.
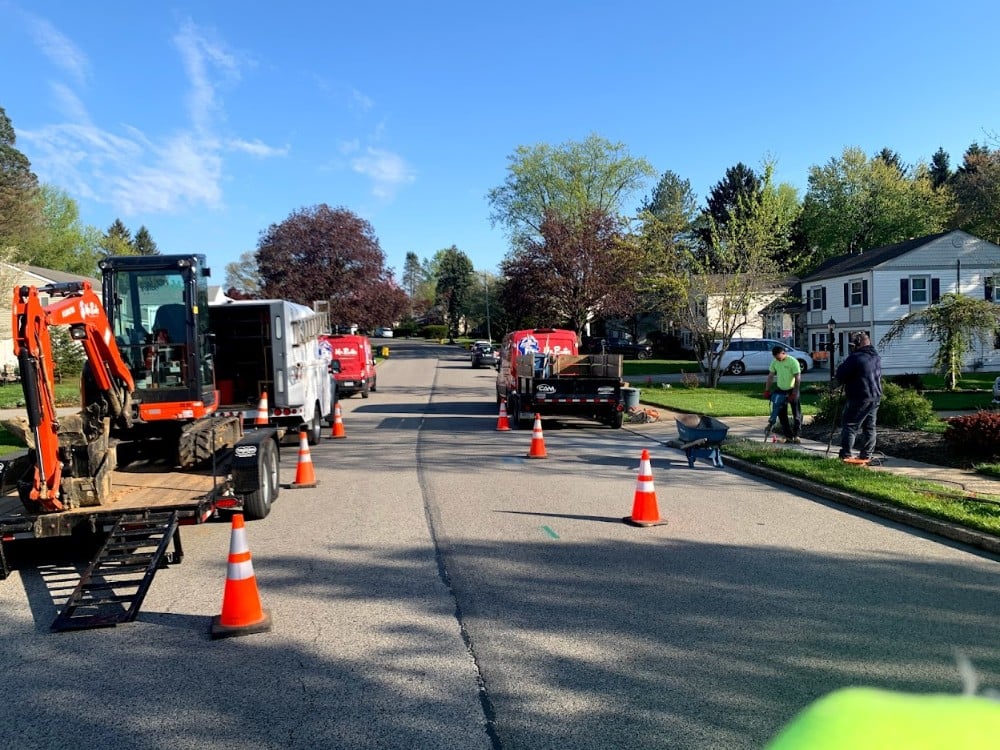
left=723, top=455, right=1000, bottom=556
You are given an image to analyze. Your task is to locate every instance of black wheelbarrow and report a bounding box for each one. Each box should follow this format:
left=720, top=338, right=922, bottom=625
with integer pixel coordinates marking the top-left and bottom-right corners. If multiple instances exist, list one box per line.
left=665, top=414, right=729, bottom=468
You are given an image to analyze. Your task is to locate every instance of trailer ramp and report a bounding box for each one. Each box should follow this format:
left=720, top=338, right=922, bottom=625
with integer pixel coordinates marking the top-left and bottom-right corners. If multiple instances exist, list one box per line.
left=51, top=511, right=183, bottom=631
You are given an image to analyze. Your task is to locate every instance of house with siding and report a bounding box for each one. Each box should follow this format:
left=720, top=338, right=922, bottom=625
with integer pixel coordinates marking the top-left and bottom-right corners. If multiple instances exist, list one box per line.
left=0, top=263, right=102, bottom=370
left=797, top=230, right=1000, bottom=375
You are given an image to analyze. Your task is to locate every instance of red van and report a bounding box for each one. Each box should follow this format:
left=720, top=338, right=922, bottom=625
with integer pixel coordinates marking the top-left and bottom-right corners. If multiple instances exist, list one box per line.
left=495, top=328, right=578, bottom=404
left=320, top=334, right=377, bottom=398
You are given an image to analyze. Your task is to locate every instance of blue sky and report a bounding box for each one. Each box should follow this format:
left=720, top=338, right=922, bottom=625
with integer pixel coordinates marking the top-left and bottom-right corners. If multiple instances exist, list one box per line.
left=3, top=1, right=999, bottom=285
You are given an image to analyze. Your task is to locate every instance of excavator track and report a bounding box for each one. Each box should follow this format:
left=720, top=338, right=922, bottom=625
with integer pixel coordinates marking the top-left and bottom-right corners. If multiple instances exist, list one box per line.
left=176, top=415, right=243, bottom=468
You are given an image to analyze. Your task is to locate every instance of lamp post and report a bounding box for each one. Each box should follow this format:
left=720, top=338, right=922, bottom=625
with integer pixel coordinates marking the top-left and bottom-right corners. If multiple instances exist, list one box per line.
left=483, top=275, right=492, bottom=344
left=827, top=317, right=836, bottom=388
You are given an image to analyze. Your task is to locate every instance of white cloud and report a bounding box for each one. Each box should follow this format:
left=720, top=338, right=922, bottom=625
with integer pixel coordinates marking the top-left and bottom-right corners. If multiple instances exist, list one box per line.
left=25, top=13, right=90, bottom=86
left=351, top=147, right=416, bottom=198
left=173, top=20, right=240, bottom=133
left=351, top=88, right=374, bottom=112
left=19, top=16, right=286, bottom=219
left=228, top=138, right=289, bottom=158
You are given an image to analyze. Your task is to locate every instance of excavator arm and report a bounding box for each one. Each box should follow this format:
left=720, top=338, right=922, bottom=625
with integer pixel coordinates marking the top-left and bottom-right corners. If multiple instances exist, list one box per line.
left=12, top=281, right=135, bottom=512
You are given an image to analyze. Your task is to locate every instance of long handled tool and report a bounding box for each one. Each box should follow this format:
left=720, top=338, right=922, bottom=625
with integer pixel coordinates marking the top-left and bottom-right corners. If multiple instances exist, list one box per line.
left=825, top=386, right=844, bottom=457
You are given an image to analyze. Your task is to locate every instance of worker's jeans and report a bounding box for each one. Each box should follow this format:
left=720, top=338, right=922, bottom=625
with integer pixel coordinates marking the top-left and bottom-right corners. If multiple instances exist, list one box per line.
left=768, top=389, right=801, bottom=439
left=840, top=398, right=879, bottom=458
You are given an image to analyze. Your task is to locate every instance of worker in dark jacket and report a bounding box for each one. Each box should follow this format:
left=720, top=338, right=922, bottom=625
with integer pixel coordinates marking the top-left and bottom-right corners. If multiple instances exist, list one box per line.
left=835, top=332, right=882, bottom=463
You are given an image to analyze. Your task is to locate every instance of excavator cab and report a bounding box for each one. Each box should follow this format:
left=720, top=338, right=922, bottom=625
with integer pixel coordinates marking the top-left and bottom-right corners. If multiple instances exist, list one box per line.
left=99, top=254, right=217, bottom=421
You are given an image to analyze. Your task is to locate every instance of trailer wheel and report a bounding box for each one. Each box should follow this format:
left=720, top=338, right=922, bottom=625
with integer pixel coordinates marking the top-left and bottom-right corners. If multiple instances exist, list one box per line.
left=243, top=439, right=279, bottom=520
left=609, top=410, right=624, bottom=429
left=307, top=404, right=323, bottom=446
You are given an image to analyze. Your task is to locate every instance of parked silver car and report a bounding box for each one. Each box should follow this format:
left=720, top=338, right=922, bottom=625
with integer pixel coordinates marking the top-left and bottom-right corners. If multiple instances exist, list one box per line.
left=470, top=340, right=498, bottom=369
left=703, top=338, right=814, bottom=375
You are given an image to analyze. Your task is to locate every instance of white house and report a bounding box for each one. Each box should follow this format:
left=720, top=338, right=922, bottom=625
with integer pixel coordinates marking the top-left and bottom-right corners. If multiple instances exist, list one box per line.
left=797, top=229, right=1000, bottom=375
left=0, top=263, right=102, bottom=370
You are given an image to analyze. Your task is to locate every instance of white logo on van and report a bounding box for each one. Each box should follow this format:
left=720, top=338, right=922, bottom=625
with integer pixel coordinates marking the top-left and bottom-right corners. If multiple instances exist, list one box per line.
left=517, top=335, right=540, bottom=355
left=334, top=347, right=359, bottom=356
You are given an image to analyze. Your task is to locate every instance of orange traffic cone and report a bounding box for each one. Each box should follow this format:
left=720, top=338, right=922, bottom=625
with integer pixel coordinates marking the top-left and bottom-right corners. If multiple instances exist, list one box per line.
left=328, top=402, right=346, bottom=439
left=495, top=399, right=511, bottom=431
left=526, top=413, right=547, bottom=458
left=624, top=449, right=666, bottom=527
left=211, top=513, right=272, bottom=639
left=254, top=391, right=269, bottom=426
left=286, top=429, right=318, bottom=488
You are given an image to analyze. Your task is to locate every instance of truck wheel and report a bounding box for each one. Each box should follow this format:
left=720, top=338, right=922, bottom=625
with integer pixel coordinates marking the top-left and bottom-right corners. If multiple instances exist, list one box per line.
left=361, top=383, right=370, bottom=399
left=507, top=394, right=520, bottom=428
left=609, top=410, right=624, bottom=429
left=243, top=439, right=278, bottom=520
left=307, top=404, right=323, bottom=446
left=371, top=376, right=377, bottom=393
left=637, top=350, right=652, bottom=360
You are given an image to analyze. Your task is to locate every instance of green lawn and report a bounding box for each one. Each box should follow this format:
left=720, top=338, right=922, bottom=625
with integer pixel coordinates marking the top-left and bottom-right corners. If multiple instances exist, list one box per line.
left=724, top=441, right=1000, bottom=536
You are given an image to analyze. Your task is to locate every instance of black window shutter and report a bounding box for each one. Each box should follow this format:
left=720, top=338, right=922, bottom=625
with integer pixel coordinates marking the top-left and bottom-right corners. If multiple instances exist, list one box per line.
left=862, top=280, right=868, bottom=306
left=843, top=283, right=849, bottom=307
left=900, top=279, right=909, bottom=305
left=821, top=287, right=827, bottom=310
left=931, top=278, right=940, bottom=302
left=987, top=277, right=994, bottom=301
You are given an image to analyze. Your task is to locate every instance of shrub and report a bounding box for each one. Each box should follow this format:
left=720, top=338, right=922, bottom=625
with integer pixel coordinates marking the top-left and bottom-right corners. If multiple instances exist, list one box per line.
left=679, top=370, right=700, bottom=389
left=943, top=411, right=1000, bottom=459
left=421, top=324, right=448, bottom=340
left=812, top=381, right=935, bottom=429
left=889, top=373, right=925, bottom=390
left=876, top=382, right=936, bottom=428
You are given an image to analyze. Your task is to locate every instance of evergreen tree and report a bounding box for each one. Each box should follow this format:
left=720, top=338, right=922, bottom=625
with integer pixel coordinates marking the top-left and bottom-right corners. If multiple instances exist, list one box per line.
left=102, top=219, right=135, bottom=256
left=930, top=147, right=951, bottom=189
left=133, top=225, right=159, bottom=255
left=0, top=106, right=43, bottom=250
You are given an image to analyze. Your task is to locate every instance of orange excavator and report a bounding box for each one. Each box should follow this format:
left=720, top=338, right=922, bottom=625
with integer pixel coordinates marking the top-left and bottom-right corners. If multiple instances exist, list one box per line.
left=12, top=254, right=244, bottom=513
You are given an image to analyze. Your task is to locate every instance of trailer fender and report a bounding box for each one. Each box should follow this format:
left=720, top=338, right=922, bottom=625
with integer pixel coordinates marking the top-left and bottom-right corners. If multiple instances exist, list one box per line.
left=231, top=429, right=280, bottom=519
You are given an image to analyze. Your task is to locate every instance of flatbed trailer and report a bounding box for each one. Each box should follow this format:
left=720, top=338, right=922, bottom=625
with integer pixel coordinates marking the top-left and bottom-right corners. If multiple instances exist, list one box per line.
left=506, top=353, right=626, bottom=429
left=0, top=425, right=280, bottom=630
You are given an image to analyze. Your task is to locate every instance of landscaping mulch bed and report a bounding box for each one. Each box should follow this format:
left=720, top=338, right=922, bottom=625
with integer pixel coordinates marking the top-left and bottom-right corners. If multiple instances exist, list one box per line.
left=799, top=422, right=964, bottom=468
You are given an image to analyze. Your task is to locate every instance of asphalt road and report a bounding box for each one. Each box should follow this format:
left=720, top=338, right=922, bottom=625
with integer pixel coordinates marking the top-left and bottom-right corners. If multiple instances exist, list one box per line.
left=0, top=339, right=997, bottom=749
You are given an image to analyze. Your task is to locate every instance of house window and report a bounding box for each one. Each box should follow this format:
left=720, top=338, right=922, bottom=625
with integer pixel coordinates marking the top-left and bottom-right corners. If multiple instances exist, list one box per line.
left=910, top=276, right=929, bottom=305
left=849, top=280, right=864, bottom=307
left=808, top=287, right=825, bottom=311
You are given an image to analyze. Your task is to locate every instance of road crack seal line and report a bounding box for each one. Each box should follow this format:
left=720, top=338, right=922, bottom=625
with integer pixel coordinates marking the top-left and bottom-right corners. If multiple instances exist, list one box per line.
left=416, top=363, right=504, bottom=750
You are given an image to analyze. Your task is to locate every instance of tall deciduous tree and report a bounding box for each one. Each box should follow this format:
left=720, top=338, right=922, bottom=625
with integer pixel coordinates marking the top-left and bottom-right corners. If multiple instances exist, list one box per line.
left=634, top=170, right=700, bottom=328
left=402, top=251, right=423, bottom=300
left=799, top=146, right=954, bottom=269
left=685, top=163, right=793, bottom=387
left=256, top=204, right=407, bottom=330
left=487, top=133, right=655, bottom=247
left=19, top=184, right=102, bottom=275
left=433, top=246, right=474, bottom=340
left=500, top=208, right=639, bottom=334
left=224, top=251, right=263, bottom=298
left=880, top=293, right=1000, bottom=390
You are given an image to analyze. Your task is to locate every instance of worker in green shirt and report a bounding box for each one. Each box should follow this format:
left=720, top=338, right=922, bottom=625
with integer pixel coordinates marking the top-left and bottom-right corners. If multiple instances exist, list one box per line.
left=763, top=345, right=802, bottom=443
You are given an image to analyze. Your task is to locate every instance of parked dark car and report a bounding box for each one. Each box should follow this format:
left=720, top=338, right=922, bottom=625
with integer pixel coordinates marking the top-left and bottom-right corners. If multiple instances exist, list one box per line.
left=582, top=334, right=653, bottom=360
left=470, top=340, right=499, bottom=368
